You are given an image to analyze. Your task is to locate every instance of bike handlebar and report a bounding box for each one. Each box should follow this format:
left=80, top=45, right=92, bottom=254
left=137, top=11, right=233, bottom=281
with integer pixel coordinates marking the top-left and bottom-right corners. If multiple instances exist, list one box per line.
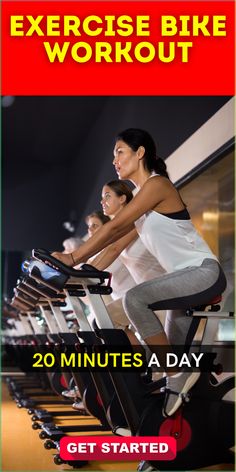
left=32, top=248, right=111, bottom=282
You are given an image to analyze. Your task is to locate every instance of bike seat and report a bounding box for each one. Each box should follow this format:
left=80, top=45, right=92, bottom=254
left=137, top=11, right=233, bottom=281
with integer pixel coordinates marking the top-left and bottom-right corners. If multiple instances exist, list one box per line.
left=187, top=295, right=222, bottom=314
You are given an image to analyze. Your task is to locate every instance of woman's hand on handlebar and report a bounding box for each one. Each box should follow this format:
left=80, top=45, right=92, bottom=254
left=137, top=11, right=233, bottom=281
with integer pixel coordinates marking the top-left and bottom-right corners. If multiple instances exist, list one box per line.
left=51, top=251, right=75, bottom=267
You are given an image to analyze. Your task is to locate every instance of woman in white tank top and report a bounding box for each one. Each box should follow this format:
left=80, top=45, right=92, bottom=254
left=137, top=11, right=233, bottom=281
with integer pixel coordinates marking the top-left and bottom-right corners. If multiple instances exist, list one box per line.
left=88, top=180, right=166, bottom=344
left=86, top=181, right=165, bottom=283
left=52, top=128, right=227, bottom=417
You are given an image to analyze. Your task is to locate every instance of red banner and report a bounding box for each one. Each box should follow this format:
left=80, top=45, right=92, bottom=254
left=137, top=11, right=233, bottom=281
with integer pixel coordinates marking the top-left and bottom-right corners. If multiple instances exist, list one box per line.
left=2, top=1, right=235, bottom=95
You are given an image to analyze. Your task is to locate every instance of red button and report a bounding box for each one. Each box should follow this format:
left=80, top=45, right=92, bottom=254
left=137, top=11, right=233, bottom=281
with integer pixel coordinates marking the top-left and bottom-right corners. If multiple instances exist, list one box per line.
left=60, top=436, right=176, bottom=461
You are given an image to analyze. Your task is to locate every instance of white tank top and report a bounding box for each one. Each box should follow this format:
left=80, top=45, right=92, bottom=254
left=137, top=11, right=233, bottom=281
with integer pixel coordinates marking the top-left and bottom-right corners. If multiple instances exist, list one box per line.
left=134, top=175, right=218, bottom=273
left=88, top=253, right=136, bottom=300
left=119, top=237, right=165, bottom=284
left=106, top=259, right=136, bottom=300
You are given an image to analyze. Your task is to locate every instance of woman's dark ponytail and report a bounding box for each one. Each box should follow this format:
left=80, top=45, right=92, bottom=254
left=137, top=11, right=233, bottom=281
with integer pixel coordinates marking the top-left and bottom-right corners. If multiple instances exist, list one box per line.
left=116, top=128, right=169, bottom=179
left=151, top=156, right=169, bottom=179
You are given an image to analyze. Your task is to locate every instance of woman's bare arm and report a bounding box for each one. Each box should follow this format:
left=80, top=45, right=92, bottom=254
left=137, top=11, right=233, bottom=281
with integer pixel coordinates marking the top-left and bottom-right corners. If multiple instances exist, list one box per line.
left=52, top=177, right=169, bottom=266
left=88, top=228, right=138, bottom=270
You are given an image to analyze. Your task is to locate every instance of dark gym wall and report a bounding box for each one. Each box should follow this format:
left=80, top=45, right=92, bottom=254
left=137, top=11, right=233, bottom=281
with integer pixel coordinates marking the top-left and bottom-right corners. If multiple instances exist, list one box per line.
left=3, top=164, right=70, bottom=251
left=3, top=96, right=109, bottom=252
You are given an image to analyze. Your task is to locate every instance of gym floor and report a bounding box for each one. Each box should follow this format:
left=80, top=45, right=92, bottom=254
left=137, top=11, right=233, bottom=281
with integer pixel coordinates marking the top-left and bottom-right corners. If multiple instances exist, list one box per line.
left=1, top=381, right=234, bottom=472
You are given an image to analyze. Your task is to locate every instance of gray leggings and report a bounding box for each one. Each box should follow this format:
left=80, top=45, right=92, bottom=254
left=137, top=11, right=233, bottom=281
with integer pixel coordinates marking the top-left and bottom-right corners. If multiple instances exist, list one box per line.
left=123, top=259, right=226, bottom=341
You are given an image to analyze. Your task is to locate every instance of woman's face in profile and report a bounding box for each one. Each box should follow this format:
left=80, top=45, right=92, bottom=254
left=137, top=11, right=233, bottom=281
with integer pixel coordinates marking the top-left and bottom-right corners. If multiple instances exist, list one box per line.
left=86, top=216, right=103, bottom=238
left=113, top=140, right=138, bottom=180
left=101, top=185, right=123, bottom=217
